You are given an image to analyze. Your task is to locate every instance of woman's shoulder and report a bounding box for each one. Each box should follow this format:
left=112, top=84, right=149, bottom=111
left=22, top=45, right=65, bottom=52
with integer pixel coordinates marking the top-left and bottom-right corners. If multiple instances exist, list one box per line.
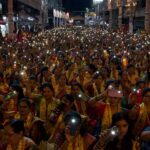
left=24, top=137, right=36, bottom=149
left=83, top=133, right=96, bottom=149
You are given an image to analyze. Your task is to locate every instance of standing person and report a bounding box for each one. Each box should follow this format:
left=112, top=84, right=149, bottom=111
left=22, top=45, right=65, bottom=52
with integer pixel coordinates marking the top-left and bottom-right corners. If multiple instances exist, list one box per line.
left=94, top=112, right=140, bottom=150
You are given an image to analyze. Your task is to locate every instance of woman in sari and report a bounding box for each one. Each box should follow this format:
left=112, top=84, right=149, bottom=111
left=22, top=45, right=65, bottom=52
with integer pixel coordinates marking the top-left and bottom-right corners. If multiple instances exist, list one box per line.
left=94, top=112, right=140, bottom=150
left=4, top=119, right=37, bottom=150
left=54, top=111, right=96, bottom=150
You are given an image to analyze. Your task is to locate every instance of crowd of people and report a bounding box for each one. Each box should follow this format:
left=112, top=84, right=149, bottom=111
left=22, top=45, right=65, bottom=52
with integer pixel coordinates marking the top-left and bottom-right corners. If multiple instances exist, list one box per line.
left=0, top=26, right=150, bottom=150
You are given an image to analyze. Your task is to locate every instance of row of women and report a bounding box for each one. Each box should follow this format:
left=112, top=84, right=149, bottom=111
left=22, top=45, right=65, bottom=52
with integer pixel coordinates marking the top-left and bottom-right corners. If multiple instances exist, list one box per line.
left=0, top=26, right=150, bottom=150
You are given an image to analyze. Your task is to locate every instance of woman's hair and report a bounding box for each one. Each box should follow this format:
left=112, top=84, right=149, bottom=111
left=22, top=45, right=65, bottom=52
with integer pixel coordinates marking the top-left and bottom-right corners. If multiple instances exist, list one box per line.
left=60, top=94, right=76, bottom=111
left=111, top=112, right=129, bottom=127
left=105, top=112, right=133, bottom=150
left=142, top=88, right=150, bottom=97
left=29, top=120, right=48, bottom=145
left=11, top=84, right=24, bottom=101
left=39, top=66, right=48, bottom=84
left=61, top=94, right=74, bottom=103
left=71, top=82, right=84, bottom=93
left=19, top=98, right=31, bottom=108
left=63, top=111, right=87, bottom=136
left=9, top=119, right=24, bottom=134
left=40, top=82, right=54, bottom=93
left=0, top=72, right=4, bottom=80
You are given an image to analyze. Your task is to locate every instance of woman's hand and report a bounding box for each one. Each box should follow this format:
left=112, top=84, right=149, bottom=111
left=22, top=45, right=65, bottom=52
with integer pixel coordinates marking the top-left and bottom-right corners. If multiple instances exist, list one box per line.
left=99, top=130, right=110, bottom=145
left=64, top=124, right=74, bottom=142
left=93, top=130, right=109, bottom=150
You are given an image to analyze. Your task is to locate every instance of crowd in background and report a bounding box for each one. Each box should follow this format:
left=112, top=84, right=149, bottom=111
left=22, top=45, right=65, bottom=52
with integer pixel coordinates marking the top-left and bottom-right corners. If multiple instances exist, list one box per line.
left=0, top=26, right=150, bottom=150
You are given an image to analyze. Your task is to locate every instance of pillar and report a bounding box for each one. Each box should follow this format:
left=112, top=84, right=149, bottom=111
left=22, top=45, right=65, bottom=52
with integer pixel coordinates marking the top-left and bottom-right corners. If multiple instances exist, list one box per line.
left=109, top=0, right=113, bottom=28
left=145, top=0, right=150, bottom=33
left=8, top=0, right=14, bottom=36
left=118, top=6, right=122, bottom=28
left=129, top=15, right=133, bottom=33
left=109, top=9, right=113, bottom=28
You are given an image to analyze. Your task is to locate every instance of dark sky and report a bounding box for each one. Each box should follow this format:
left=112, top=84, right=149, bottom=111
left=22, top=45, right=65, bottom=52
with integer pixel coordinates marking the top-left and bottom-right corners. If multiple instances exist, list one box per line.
left=62, top=0, right=92, bottom=12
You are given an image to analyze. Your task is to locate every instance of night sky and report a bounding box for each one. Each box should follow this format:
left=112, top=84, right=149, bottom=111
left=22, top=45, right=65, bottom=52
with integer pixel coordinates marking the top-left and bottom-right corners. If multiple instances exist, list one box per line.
left=62, top=0, right=92, bottom=12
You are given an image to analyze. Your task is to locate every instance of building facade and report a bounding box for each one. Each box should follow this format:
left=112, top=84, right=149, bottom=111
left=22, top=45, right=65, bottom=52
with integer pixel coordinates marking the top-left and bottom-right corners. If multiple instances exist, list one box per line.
left=0, top=0, right=42, bottom=35
left=93, top=0, right=150, bottom=33
left=47, top=0, right=63, bottom=27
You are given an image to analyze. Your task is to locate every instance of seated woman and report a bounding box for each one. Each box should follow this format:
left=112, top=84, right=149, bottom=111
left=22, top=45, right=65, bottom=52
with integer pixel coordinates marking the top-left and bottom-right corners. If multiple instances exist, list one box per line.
left=29, top=119, right=53, bottom=150
left=128, top=88, right=150, bottom=138
left=54, top=111, right=96, bottom=150
left=48, top=94, right=76, bottom=142
left=70, top=82, right=89, bottom=116
left=94, top=112, right=140, bottom=150
left=4, top=119, right=37, bottom=150
left=140, top=125, right=150, bottom=150
left=88, top=83, right=124, bottom=134
left=15, top=98, right=35, bottom=137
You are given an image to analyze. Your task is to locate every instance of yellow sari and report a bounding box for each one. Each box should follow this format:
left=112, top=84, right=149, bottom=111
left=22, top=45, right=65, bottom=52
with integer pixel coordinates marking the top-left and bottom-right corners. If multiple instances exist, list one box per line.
left=132, top=103, right=148, bottom=137
left=101, top=100, right=120, bottom=131
left=39, top=97, right=59, bottom=121
left=15, top=112, right=33, bottom=129
left=61, top=134, right=84, bottom=150
left=6, top=137, right=25, bottom=150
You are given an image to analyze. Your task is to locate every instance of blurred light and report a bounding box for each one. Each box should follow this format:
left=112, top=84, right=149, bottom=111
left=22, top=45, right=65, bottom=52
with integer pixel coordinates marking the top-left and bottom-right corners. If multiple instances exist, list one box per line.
left=27, top=17, right=34, bottom=21
left=111, top=130, right=116, bottom=135
left=78, top=94, right=82, bottom=98
left=3, top=16, right=7, bottom=21
left=71, top=118, right=76, bottom=124
left=93, top=0, right=103, bottom=4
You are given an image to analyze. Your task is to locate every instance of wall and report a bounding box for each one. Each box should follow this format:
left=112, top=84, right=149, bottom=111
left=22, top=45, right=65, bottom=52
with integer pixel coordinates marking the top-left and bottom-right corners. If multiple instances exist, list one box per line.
left=18, top=0, right=41, bottom=10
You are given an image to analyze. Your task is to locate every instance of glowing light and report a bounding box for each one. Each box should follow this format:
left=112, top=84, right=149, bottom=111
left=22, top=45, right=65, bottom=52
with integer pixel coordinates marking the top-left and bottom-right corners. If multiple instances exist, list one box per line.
left=71, top=118, right=76, bottom=124
left=78, top=94, right=82, bottom=98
